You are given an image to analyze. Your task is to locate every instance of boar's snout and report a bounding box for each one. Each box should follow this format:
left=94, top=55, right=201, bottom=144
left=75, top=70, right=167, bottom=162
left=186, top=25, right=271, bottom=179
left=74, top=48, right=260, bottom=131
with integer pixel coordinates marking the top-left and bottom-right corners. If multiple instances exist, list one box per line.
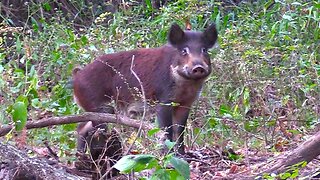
left=191, top=65, right=207, bottom=77
left=187, top=60, right=210, bottom=79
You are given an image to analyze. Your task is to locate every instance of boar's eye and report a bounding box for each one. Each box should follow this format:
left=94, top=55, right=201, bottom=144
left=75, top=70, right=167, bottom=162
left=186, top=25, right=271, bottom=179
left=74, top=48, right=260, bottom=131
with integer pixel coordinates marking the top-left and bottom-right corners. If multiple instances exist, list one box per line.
left=181, top=47, right=190, bottom=56
left=201, top=47, right=208, bottom=53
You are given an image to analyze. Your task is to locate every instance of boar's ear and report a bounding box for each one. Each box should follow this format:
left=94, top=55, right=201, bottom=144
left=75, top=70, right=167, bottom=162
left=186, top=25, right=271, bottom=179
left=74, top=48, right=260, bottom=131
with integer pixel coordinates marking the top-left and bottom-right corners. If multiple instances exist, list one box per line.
left=168, top=23, right=186, bottom=46
left=202, top=23, right=218, bottom=48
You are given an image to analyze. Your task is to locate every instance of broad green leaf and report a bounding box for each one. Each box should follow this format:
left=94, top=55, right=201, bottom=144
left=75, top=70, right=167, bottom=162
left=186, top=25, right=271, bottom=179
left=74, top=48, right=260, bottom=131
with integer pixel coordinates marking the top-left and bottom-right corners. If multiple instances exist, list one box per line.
left=167, top=169, right=185, bottom=180
left=114, top=154, right=156, bottom=173
left=12, top=102, right=28, bottom=131
left=169, top=156, right=190, bottom=179
left=133, top=157, right=158, bottom=172
left=133, top=154, right=156, bottom=164
left=151, top=169, right=170, bottom=180
left=151, top=169, right=184, bottom=180
left=113, top=155, right=136, bottom=172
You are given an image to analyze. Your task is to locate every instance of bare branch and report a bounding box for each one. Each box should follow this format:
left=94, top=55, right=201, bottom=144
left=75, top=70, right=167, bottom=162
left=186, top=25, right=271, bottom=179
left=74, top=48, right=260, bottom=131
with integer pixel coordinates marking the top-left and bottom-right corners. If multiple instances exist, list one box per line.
left=0, top=112, right=154, bottom=137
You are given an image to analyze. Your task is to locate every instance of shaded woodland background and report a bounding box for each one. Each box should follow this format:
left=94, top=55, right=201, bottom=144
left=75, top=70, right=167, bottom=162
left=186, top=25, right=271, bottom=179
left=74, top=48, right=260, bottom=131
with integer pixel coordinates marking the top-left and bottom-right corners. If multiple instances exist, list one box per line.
left=0, top=0, right=319, bottom=179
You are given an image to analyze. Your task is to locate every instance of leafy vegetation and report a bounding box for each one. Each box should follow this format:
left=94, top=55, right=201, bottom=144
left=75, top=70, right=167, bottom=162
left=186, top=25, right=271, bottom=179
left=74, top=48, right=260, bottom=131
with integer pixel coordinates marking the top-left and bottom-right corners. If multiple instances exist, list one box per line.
left=0, top=0, right=319, bottom=178
left=114, top=153, right=190, bottom=179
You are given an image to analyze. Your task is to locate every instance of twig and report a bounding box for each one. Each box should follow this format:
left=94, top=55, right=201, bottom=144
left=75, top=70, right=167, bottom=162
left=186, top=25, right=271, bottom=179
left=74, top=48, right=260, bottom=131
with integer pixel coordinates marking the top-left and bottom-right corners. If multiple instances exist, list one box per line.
left=101, top=55, right=149, bottom=180
left=125, top=54, right=148, bottom=155
left=183, top=157, right=211, bottom=166
left=44, top=141, right=59, bottom=161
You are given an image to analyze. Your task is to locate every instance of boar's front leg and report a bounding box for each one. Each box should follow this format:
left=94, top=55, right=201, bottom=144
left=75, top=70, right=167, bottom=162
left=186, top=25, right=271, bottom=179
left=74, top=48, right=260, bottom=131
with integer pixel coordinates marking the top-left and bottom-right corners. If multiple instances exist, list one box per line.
left=156, top=105, right=173, bottom=151
left=173, top=106, right=190, bottom=155
left=77, top=121, right=94, bottom=153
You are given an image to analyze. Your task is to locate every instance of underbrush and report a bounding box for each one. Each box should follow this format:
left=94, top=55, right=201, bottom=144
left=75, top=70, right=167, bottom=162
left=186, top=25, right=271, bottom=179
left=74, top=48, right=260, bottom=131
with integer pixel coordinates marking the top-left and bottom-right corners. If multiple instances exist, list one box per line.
left=0, top=0, right=319, bottom=177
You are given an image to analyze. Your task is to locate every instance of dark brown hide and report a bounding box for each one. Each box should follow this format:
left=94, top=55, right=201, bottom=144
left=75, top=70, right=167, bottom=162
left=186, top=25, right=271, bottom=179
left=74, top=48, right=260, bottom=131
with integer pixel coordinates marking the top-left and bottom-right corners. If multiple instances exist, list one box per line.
left=73, top=23, right=218, bottom=154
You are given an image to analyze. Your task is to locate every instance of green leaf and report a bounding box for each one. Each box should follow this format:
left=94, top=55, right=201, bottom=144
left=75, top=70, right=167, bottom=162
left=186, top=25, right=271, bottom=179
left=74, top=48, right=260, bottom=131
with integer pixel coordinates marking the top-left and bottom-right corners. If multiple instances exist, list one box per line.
left=43, top=2, right=52, bottom=11
left=16, top=37, right=22, bottom=53
left=63, top=124, right=77, bottom=131
left=219, top=104, right=231, bottom=115
left=151, top=169, right=170, bottom=180
left=147, top=128, right=160, bottom=136
left=31, top=17, right=39, bottom=32
left=208, top=118, right=218, bottom=128
left=167, top=169, right=185, bottom=180
left=114, top=155, right=136, bottom=172
left=264, top=0, right=275, bottom=13
left=290, top=170, right=299, bottom=178
left=81, top=36, right=88, bottom=45
left=114, top=154, right=156, bottom=173
left=244, top=120, right=258, bottom=132
left=215, top=13, right=221, bottom=30
left=165, top=139, right=175, bottom=150
left=11, top=102, right=28, bottom=131
left=145, top=0, right=152, bottom=11
left=16, top=95, right=28, bottom=106
left=31, top=98, right=41, bottom=108
left=66, top=29, right=75, bottom=42
left=169, top=156, right=190, bottom=179
left=280, top=172, right=291, bottom=179
left=151, top=169, right=185, bottom=180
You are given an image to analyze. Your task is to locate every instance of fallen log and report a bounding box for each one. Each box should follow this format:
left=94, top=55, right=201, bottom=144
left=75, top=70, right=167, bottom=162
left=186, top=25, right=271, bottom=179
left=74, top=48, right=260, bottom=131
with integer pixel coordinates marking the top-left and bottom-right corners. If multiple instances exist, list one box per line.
left=262, top=131, right=320, bottom=174
left=0, top=141, right=84, bottom=180
left=0, top=112, right=154, bottom=137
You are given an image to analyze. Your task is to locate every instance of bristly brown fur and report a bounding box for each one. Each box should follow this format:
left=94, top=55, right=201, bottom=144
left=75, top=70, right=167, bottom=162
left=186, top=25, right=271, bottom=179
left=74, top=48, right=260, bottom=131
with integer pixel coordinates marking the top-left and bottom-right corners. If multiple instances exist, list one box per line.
left=73, top=23, right=218, bottom=155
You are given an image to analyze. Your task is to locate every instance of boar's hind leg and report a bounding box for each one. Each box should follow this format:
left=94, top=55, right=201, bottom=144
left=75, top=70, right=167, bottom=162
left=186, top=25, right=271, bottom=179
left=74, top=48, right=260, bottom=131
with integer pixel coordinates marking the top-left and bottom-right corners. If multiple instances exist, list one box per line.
left=76, top=104, right=115, bottom=153
left=173, top=107, right=190, bottom=155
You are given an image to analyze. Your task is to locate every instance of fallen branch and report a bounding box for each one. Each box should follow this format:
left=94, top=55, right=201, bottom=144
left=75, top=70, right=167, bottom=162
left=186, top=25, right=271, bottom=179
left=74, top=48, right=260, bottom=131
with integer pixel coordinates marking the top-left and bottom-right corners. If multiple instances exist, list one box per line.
left=262, top=131, right=320, bottom=174
left=228, top=131, right=320, bottom=179
left=0, top=112, right=154, bottom=137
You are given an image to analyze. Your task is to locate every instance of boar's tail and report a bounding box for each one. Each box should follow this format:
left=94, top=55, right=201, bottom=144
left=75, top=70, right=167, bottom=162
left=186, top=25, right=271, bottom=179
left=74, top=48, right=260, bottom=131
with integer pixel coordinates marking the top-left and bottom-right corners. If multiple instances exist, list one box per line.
left=66, top=66, right=82, bottom=89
